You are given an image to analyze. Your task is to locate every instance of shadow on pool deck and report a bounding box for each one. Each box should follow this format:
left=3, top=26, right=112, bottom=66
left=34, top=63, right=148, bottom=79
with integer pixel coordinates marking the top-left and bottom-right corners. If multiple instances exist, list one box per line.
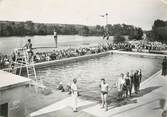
left=152, top=98, right=167, bottom=110
left=109, top=99, right=160, bottom=117
left=107, top=86, right=161, bottom=110
left=133, top=86, right=162, bottom=97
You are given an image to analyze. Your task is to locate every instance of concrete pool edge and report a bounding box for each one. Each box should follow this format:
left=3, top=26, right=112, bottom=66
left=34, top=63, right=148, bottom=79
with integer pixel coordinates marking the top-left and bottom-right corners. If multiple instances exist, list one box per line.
left=28, top=50, right=167, bottom=69
left=34, top=51, right=111, bottom=69
left=112, top=50, right=166, bottom=59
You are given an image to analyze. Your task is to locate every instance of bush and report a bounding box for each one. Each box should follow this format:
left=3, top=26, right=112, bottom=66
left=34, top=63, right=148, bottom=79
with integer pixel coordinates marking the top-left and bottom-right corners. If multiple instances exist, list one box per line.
left=113, top=35, right=126, bottom=44
left=153, top=26, right=167, bottom=43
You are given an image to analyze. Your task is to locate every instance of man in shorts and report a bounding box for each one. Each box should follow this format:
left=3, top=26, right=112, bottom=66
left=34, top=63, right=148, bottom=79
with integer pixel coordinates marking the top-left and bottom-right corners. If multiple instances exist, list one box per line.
left=99, top=78, right=109, bottom=111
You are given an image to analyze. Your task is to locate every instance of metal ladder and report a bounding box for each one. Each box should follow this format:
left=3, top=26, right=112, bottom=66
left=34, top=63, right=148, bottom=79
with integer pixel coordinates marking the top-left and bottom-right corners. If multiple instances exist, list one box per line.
left=13, top=49, right=46, bottom=92
left=12, top=49, right=25, bottom=75
left=23, top=50, right=46, bottom=92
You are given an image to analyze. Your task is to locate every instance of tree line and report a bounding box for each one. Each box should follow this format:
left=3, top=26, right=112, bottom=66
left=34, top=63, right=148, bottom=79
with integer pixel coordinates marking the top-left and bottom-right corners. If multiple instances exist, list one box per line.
left=0, top=20, right=143, bottom=40
left=146, top=19, right=167, bottom=43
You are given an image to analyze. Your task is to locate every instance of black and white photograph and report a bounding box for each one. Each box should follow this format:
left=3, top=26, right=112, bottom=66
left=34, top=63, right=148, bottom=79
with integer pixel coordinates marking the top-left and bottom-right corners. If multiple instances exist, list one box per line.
left=0, top=0, right=167, bottom=117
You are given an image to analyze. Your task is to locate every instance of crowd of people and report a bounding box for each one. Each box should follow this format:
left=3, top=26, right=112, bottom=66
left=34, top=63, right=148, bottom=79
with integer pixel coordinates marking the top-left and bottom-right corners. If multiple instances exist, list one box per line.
left=116, top=70, right=142, bottom=99
left=33, top=44, right=112, bottom=63
left=0, top=54, right=10, bottom=69
left=129, top=41, right=166, bottom=52
left=103, top=41, right=167, bottom=52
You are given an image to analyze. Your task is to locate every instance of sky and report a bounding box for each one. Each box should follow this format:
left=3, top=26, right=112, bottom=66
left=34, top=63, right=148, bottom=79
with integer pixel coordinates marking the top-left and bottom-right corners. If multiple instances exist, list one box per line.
left=0, top=0, right=167, bottom=30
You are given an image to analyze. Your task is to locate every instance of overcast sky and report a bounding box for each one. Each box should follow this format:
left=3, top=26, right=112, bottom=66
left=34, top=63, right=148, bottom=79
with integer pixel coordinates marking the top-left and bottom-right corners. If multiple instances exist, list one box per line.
left=0, top=0, right=167, bottom=30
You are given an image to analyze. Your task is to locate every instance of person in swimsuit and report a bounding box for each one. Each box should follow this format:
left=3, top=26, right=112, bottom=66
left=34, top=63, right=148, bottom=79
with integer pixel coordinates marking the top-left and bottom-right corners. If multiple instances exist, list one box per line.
left=99, top=78, right=109, bottom=111
left=23, top=39, right=33, bottom=63
left=125, top=72, right=131, bottom=97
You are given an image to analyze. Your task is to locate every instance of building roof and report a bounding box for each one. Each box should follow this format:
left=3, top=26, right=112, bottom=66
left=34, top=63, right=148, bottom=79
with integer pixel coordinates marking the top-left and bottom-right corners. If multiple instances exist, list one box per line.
left=0, top=70, right=31, bottom=91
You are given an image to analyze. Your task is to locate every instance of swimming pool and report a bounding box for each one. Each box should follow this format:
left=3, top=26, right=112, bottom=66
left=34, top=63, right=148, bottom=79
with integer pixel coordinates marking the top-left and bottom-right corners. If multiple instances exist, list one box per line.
left=36, top=54, right=162, bottom=100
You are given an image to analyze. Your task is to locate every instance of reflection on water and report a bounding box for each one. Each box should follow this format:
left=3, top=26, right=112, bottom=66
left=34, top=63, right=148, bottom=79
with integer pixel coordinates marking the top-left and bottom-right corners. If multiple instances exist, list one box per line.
left=36, top=54, right=162, bottom=100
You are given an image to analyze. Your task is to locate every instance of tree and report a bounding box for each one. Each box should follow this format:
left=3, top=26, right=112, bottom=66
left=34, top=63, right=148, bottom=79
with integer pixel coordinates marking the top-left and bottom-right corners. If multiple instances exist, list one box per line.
left=37, top=24, right=47, bottom=35
left=78, top=26, right=89, bottom=36
left=153, top=26, right=167, bottom=43
left=95, top=25, right=104, bottom=35
left=151, top=19, right=167, bottom=43
left=152, top=19, right=166, bottom=29
left=113, top=35, right=126, bottom=44
left=15, top=22, right=26, bottom=36
left=0, top=20, right=143, bottom=37
left=24, top=21, right=34, bottom=35
left=136, top=28, right=143, bottom=40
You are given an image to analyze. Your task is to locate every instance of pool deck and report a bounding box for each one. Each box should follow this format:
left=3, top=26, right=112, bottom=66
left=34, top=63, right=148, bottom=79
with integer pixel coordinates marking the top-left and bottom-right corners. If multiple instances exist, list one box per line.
left=29, top=70, right=167, bottom=117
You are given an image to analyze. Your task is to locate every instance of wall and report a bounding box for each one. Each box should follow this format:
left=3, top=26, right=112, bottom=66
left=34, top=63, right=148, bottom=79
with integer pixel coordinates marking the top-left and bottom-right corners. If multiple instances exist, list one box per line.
left=0, top=86, right=26, bottom=117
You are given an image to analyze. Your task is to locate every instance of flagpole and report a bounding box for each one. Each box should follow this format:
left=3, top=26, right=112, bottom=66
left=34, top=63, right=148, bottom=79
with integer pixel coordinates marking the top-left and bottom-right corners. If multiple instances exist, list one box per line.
left=105, top=13, right=109, bottom=33
left=100, top=13, right=109, bottom=40
left=105, top=13, right=108, bottom=26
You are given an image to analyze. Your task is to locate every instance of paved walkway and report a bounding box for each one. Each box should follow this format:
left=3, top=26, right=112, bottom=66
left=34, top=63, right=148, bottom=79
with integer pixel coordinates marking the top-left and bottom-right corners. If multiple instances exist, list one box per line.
left=30, top=70, right=167, bottom=117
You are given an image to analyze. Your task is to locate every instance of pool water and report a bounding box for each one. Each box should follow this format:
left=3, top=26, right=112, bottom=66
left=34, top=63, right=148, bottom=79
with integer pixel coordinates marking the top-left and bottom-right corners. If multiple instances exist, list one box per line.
left=36, top=54, right=162, bottom=100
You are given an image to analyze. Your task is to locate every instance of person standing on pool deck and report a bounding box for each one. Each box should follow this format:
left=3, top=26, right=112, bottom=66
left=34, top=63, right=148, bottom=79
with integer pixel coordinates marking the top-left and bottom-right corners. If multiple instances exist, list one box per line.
left=162, top=56, right=167, bottom=76
left=134, top=70, right=140, bottom=94
left=99, top=78, right=109, bottom=111
left=117, top=73, right=125, bottom=99
left=139, top=69, right=142, bottom=89
left=71, top=79, right=78, bottom=112
left=125, top=72, right=131, bottom=97
left=130, top=70, right=134, bottom=96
